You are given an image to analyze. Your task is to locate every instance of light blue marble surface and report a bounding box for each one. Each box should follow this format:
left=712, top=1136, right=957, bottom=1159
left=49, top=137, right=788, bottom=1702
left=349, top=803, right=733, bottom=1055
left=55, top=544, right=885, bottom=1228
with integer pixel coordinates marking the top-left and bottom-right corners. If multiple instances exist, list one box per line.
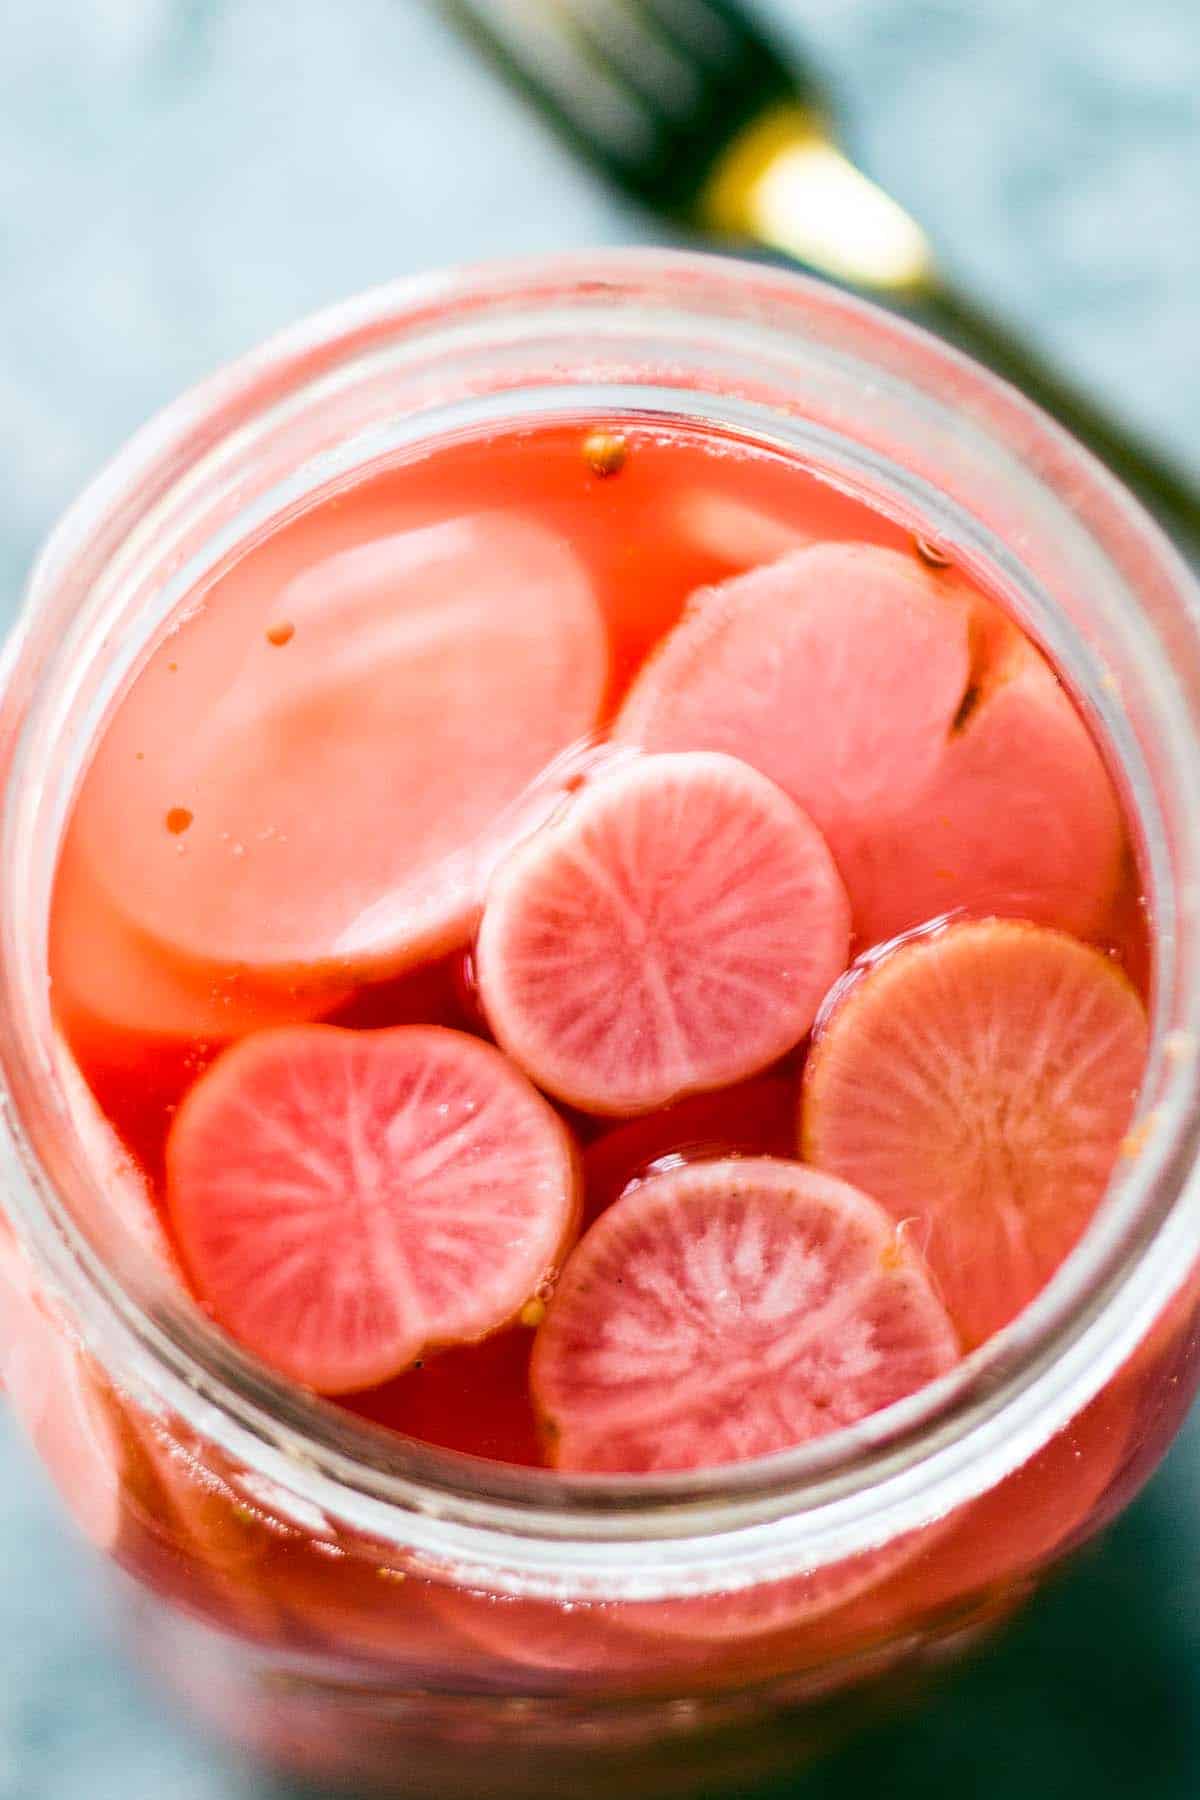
left=0, top=3, right=1197, bottom=1797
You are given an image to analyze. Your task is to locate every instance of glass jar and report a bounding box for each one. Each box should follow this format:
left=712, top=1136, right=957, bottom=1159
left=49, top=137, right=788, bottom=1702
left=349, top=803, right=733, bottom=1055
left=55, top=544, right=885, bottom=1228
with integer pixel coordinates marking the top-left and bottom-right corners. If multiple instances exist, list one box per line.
left=1, top=251, right=1198, bottom=1799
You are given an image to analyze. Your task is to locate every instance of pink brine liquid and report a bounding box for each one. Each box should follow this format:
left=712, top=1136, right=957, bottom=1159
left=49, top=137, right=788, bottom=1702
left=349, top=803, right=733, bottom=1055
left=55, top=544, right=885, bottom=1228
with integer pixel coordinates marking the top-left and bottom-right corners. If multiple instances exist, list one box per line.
left=49, top=418, right=1151, bottom=1485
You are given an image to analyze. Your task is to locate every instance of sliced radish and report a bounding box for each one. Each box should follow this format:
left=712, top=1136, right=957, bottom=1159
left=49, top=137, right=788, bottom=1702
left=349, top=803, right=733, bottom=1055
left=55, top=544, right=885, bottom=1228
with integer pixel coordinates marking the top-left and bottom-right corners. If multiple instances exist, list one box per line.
left=476, top=752, right=850, bottom=1117
left=617, top=542, right=973, bottom=857
left=0, top=1229, right=124, bottom=1550
left=673, top=490, right=811, bottom=574
left=841, top=625, right=1127, bottom=944
left=622, top=1533, right=935, bottom=1646
left=130, top=1417, right=282, bottom=1635
left=617, top=542, right=1123, bottom=945
left=879, top=1375, right=1138, bottom=1622
left=531, top=1158, right=959, bottom=1474
left=51, top=836, right=349, bottom=1047
left=802, top=919, right=1148, bottom=1348
left=278, top=1563, right=494, bottom=1677
left=68, top=512, right=607, bottom=987
left=430, top=1587, right=711, bottom=1681
left=166, top=1024, right=580, bottom=1394
left=436, top=1543, right=924, bottom=1677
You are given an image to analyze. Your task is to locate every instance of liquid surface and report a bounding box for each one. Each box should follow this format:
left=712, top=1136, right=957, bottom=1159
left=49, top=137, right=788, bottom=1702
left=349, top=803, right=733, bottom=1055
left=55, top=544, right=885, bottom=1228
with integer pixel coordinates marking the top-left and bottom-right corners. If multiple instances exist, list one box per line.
left=51, top=420, right=1150, bottom=1471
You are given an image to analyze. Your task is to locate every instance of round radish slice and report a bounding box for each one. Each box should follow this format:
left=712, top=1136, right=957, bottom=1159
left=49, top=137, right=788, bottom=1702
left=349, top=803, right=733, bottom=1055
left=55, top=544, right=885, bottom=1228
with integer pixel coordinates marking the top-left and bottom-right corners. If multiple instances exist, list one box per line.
left=130, top=1418, right=282, bottom=1636
left=166, top=1024, right=580, bottom=1394
left=431, top=1587, right=712, bottom=1680
left=802, top=919, right=1148, bottom=1349
left=879, top=1375, right=1138, bottom=1623
left=617, top=542, right=1122, bottom=945
left=840, top=626, right=1125, bottom=945
left=50, top=837, right=348, bottom=1047
left=476, top=753, right=850, bottom=1118
left=623, top=1531, right=936, bottom=1646
left=277, top=1562, right=495, bottom=1678
left=68, top=512, right=607, bottom=987
left=673, top=489, right=811, bottom=574
left=531, top=1158, right=959, bottom=1474
left=617, top=542, right=973, bottom=856
left=437, top=1543, right=926, bottom=1675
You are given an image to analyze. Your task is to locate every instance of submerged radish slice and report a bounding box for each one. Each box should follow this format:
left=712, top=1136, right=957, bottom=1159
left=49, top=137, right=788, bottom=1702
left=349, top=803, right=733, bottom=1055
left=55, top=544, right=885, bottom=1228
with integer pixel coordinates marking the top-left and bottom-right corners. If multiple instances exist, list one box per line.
left=50, top=837, right=348, bottom=1048
left=802, top=919, right=1148, bottom=1348
left=166, top=1024, right=580, bottom=1394
left=622, top=1532, right=936, bottom=1646
left=617, top=542, right=973, bottom=860
left=673, top=489, right=811, bottom=574
left=67, top=512, right=607, bottom=987
left=531, top=1158, right=959, bottom=1473
left=841, top=625, right=1126, bottom=944
left=431, top=1586, right=712, bottom=1680
left=476, top=752, right=850, bottom=1117
left=617, top=542, right=1123, bottom=944
left=0, top=1229, right=124, bottom=1550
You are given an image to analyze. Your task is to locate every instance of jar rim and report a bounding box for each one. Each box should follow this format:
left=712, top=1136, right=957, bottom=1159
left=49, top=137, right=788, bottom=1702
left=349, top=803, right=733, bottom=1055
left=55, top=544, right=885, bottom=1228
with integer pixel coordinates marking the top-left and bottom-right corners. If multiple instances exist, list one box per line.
left=2, top=248, right=1199, bottom=1597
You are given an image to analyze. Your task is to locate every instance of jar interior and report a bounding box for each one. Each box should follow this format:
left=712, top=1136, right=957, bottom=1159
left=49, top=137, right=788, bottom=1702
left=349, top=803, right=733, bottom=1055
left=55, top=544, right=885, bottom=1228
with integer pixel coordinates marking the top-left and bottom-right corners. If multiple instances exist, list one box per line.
left=2, top=261, right=1198, bottom=1599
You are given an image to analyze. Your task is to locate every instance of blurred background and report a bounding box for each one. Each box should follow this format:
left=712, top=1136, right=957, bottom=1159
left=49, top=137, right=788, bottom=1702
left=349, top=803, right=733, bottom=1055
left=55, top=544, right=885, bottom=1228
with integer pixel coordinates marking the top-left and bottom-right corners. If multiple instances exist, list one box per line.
left=0, top=2, right=1197, bottom=1796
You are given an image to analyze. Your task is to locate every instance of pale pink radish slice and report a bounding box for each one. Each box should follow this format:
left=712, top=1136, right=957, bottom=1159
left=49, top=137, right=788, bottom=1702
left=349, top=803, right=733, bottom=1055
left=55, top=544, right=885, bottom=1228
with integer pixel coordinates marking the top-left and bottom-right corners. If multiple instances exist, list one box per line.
left=617, top=542, right=974, bottom=855
left=68, top=512, right=607, bottom=987
left=50, top=832, right=350, bottom=1048
left=622, top=1531, right=937, bottom=1645
left=877, top=1373, right=1139, bottom=1622
left=841, top=627, right=1126, bottom=944
left=129, top=1416, right=282, bottom=1636
left=430, top=1587, right=711, bottom=1679
left=0, top=1229, right=124, bottom=1549
left=476, top=752, right=850, bottom=1117
left=617, top=542, right=1123, bottom=945
left=277, top=1562, right=496, bottom=1677
left=802, top=919, right=1148, bottom=1349
left=673, top=490, right=812, bottom=573
left=436, top=1542, right=924, bottom=1672
left=166, top=1024, right=580, bottom=1394
left=531, top=1158, right=959, bottom=1473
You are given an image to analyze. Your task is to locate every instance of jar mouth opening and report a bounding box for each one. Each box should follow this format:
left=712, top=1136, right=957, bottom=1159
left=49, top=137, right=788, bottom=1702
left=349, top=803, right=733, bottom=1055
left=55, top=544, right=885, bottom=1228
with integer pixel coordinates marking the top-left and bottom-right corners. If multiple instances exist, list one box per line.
left=2, top=250, right=1199, bottom=1587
